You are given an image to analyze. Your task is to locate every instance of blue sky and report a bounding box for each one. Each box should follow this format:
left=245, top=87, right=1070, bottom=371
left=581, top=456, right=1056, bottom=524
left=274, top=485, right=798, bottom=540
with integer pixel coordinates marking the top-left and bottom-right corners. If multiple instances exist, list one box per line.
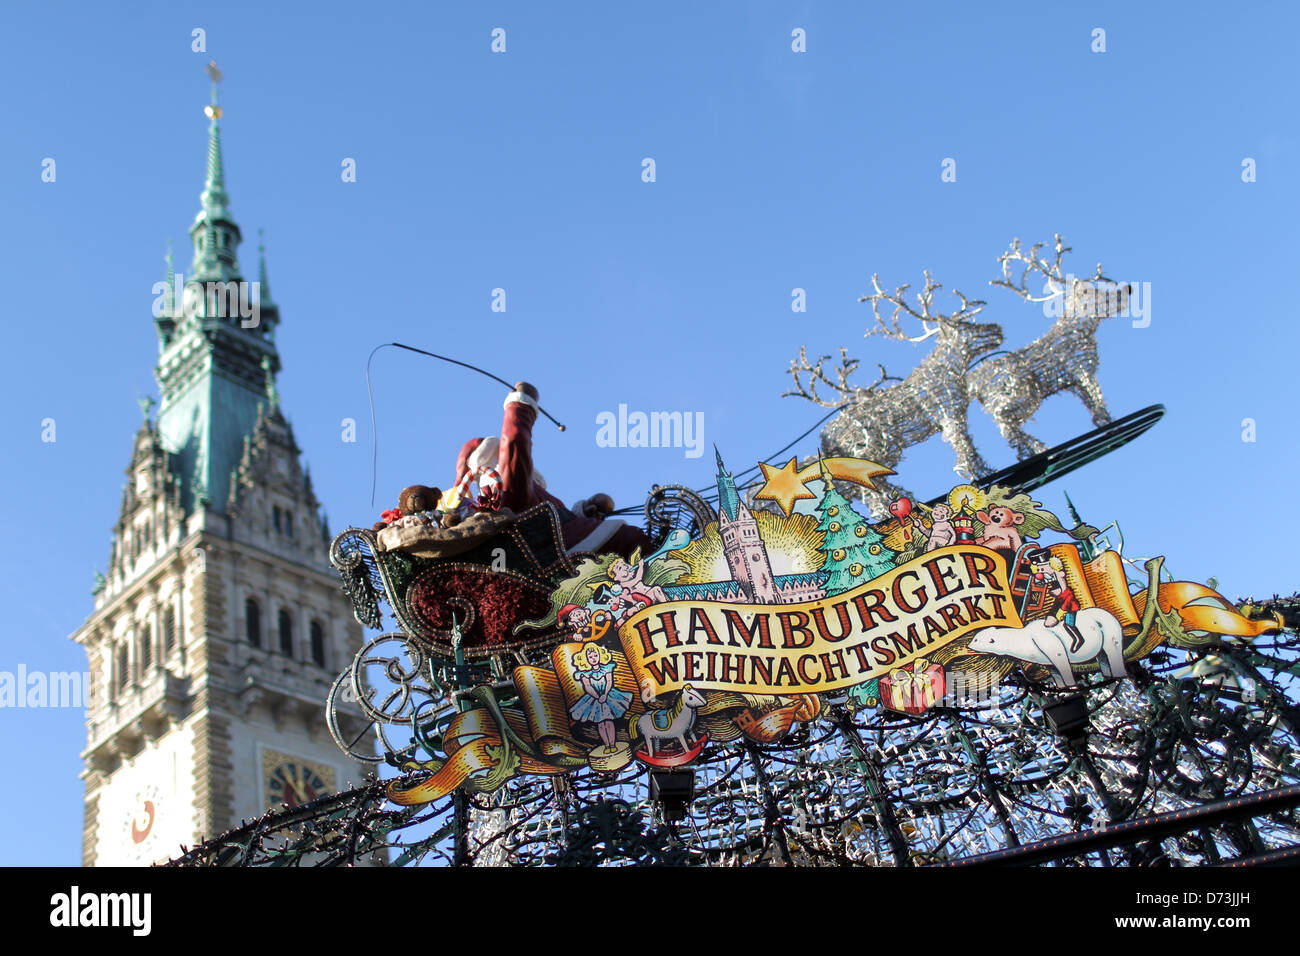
left=1, top=1, right=1296, bottom=865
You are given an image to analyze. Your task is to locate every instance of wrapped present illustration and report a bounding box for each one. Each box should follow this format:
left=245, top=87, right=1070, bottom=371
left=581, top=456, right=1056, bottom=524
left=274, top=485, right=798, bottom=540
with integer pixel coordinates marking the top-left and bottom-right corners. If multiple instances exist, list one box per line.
left=880, top=658, right=947, bottom=714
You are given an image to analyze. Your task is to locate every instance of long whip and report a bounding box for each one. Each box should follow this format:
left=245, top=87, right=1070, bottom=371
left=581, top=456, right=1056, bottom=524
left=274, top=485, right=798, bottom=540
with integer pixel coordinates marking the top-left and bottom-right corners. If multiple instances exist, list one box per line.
left=366, top=342, right=567, bottom=506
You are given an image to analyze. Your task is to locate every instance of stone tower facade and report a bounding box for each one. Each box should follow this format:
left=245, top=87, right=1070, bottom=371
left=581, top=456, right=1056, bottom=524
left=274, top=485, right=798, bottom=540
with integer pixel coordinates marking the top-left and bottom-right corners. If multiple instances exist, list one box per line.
left=715, top=449, right=779, bottom=603
left=69, top=82, right=368, bottom=866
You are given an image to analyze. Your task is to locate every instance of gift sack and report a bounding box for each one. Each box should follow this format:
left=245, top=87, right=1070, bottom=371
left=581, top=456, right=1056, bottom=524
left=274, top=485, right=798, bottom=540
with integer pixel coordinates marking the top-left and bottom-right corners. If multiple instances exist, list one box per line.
left=375, top=509, right=517, bottom=560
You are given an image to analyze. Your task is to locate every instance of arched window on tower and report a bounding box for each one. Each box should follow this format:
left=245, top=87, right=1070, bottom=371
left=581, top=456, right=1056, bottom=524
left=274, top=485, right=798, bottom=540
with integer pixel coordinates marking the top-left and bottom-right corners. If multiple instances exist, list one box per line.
left=310, top=620, right=326, bottom=668
left=246, top=598, right=261, bottom=647
left=139, top=623, right=153, bottom=675
left=163, top=606, right=177, bottom=655
left=273, top=506, right=282, bottom=533
left=279, top=608, right=293, bottom=657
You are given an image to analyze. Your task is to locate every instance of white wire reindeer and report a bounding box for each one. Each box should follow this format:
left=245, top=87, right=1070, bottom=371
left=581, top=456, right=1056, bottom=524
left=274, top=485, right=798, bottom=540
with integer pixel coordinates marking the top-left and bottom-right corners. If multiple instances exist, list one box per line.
left=786, top=270, right=1004, bottom=514
left=969, top=235, right=1129, bottom=460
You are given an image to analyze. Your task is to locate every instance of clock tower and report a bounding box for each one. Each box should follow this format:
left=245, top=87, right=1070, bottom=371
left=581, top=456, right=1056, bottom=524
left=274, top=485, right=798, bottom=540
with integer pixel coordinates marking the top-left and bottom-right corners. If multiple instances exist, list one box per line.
left=69, top=69, right=370, bottom=866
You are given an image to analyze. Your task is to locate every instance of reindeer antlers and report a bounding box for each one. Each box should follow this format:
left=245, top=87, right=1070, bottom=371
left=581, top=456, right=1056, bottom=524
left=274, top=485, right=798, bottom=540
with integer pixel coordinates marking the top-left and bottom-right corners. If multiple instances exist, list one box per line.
left=786, top=268, right=984, bottom=406
left=993, top=233, right=1109, bottom=302
left=860, top=270, right=987, bottom=343
left=784, top=346, right=895, bottom=408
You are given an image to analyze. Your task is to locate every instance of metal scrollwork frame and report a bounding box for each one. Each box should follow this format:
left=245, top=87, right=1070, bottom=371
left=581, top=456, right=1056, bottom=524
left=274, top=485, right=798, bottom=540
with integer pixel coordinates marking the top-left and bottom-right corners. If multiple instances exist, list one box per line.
left=645, top=484, right=716, bottom=552
left=172, top=489, right=1300, bottom=868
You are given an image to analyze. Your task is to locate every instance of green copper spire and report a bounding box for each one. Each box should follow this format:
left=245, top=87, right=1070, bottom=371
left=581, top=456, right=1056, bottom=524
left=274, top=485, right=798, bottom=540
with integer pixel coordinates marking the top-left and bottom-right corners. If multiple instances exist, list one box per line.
left=258, top=228, right=275, bottom=305
left=1063, top=490, right=1099, bottom=563
left=1063, top=490, right=1083, bottom=527
left=189, top=61, right=241, bottom=281
left=198, top=61, right=230, bottom=222
left=154, top=64, right=283, bottom=515
left=198, top=117, right=230, bottom=221
left=154, top=240, right=178, bottom=345
left=254, top=228, right=280, bottom=336
left=715, top=445, right=741, bottom=521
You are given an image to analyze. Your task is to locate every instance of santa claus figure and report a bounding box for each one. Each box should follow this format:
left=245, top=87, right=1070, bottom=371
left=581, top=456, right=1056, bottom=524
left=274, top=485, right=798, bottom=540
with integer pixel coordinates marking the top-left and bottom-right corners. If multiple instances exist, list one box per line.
left=452, top=382, right=655, bottom=559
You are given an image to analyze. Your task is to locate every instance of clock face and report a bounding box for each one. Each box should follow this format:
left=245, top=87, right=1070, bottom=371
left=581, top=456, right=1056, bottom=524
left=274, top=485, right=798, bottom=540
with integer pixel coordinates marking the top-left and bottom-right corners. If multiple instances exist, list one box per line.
left=262, top=750, right=335, bottom=808
left=125, top=783, right=162, bottom=861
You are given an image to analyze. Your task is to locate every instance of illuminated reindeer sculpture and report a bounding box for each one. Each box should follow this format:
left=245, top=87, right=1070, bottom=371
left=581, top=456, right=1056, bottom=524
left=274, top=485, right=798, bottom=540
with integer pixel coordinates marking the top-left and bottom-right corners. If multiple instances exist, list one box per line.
left=787, top=270, right=1004, bottom=515
left=970, top=235, right=1129, bottom=460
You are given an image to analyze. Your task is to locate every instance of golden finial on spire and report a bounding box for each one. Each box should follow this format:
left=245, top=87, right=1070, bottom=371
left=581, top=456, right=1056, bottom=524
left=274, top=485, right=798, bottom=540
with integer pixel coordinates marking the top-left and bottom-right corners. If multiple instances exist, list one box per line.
left=203, top=61, right=223, bottom=120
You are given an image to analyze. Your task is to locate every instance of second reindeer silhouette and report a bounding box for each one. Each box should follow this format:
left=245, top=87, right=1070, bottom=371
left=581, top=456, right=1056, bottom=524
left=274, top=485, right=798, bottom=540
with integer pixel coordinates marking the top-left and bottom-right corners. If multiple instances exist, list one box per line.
left=969, top=235, right=1129, bottom=460
left=787, top=270, right=1004, bottom=516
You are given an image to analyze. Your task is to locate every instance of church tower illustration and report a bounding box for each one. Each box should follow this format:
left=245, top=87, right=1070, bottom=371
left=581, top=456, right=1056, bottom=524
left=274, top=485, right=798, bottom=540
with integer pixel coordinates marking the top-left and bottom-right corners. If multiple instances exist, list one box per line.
left=68, top=68, right=369, bottom=866
left=715, top=448, right=780, bottom=603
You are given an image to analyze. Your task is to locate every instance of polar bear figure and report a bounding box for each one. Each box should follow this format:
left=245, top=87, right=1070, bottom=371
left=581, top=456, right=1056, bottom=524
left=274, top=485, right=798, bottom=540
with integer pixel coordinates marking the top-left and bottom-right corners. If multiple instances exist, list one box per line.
left=967, top=607, right=1127, bottom=687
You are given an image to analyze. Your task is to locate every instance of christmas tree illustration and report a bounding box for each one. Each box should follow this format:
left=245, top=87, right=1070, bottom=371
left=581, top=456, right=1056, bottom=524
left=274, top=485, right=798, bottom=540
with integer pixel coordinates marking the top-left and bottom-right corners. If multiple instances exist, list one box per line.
left=814, top=460, right=896, bottom=595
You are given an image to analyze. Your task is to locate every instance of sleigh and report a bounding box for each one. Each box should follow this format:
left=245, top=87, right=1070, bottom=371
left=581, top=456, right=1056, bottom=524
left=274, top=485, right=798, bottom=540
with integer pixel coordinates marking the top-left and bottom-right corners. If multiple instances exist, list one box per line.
left=329, top=486, right=715, bottom=670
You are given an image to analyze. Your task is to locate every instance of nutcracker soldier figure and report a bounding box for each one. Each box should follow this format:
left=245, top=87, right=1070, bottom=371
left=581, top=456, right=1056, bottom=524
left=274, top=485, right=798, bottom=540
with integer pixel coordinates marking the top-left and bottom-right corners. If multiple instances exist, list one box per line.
left=1026, top=548, right=1084, bottom=653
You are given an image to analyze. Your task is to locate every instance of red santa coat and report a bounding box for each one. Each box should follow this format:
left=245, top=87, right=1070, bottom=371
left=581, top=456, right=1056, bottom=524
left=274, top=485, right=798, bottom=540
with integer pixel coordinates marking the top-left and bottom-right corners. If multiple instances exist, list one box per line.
left=457, top=394, right=653, bottom=558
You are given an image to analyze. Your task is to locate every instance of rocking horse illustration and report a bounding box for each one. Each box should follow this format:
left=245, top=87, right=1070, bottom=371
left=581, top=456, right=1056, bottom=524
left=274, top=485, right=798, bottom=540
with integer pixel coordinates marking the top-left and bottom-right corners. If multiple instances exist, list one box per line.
left=629, top=685, right=709, bottom=767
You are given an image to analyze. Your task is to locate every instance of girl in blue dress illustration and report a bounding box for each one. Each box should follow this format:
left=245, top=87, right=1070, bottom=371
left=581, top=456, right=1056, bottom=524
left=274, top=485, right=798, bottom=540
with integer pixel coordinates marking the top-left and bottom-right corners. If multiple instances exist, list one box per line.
left=570, top=643, right=633, bottom=754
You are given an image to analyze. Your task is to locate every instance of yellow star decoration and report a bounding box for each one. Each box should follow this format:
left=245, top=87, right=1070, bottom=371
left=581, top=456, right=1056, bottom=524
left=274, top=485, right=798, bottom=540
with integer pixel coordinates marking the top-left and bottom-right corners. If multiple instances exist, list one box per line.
left=755, top=456, right=895, bottom=516
left=755, top=458, right=817, bottom=515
